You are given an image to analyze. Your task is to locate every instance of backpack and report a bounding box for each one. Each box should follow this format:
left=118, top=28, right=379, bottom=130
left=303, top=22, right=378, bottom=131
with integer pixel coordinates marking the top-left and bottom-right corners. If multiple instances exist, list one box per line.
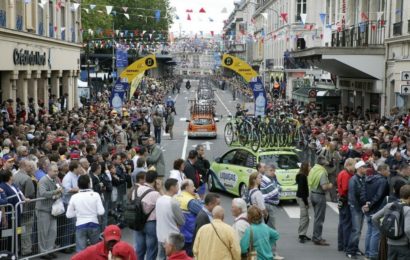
left=124, top=187, right=155, bottom=231
left=380, top=201, right=405, bottom=240
left=243, top=189, right=257, bottom=207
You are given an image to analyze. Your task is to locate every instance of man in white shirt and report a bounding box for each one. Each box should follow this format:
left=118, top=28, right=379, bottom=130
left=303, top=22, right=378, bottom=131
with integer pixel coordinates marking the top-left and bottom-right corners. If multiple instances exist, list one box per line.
left=231, top=198, right=249, bottom=240
left=66, top=174, right=105, bottom=252
left=156, top=178, right=185, bottom=260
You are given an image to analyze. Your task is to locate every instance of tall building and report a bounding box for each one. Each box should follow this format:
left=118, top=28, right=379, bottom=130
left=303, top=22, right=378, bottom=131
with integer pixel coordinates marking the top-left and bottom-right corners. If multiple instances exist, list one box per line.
left=0, top=0, right=82, bottom=112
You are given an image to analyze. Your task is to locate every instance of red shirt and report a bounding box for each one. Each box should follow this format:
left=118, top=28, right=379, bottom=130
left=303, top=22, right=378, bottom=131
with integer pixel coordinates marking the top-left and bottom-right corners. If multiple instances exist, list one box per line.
left=337, top=169, right=353, bottom=197
left=168, top=251, right=193, bottom=260
left=71, top=242, right=108, bottom=260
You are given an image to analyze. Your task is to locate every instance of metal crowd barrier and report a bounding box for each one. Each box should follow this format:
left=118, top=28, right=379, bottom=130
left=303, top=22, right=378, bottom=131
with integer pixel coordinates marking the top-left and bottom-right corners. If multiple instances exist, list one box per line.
left=0, top=204, right=16, bottom=256
left=11, top=198, right=76, bottom=260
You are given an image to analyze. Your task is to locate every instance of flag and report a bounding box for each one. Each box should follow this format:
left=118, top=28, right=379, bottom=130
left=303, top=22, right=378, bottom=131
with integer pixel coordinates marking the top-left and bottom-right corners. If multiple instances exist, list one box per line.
left=106, top=6, right=113, bottom=15
left=122, top=7, right=128, bottom=13
left=221, top=7, right=227, bottom=13
left=124, top=13, right=129, bottom=20
left=319, top=13, right=326, bottom=24
left=261, top=13, right=268, bottom=20
left=377, top=12, right=384, bottom=21
left=361, top=12, right=369, bottom=21
left=155, top=10, right=161, bottom=22
left=280, top=13, right=288, bottom=23
left=209, top=17, right=214, bottom=22
left=199, top=8, right=206, bottom=13
left=90, top=4, right=96, bottom=10
left=210, top=31, right=214, bottom=36
left=187, top=14, right=191, bottom=21
left=129, top=74, right=144, bottom=100
left=72, top=3, right=80, bottom=11
left=300, top=13, right=307, bottom=24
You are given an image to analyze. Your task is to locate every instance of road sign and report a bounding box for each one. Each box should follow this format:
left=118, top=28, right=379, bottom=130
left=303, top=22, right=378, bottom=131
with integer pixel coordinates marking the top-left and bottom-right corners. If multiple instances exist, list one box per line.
left=401, top=85, right=410, bottom=95
left=402, top=71, right=410, bottom=81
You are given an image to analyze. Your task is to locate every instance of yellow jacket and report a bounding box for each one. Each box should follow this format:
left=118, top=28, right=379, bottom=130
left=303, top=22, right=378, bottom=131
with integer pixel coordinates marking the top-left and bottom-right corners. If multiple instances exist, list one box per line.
left=193, top=219, right=241, bottom=260
left=175, top=191, right=196, bottom=211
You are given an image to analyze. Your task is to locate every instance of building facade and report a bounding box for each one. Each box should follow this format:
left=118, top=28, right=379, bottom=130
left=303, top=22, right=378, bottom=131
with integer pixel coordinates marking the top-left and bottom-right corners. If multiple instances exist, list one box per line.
left=0, top=0, right=82, bottom=113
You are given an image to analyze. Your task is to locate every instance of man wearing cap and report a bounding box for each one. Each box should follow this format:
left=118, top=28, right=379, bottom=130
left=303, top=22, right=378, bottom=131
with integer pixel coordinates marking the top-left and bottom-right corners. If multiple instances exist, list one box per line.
left=111, top=241, right=138, bottom=260
left=1, top=154, right=15, bottom=173
left=345, top=160, right=367, bottom=259
left=307, top=156, right=333, bottom=246
left=71, top=225, right=122, bottom=260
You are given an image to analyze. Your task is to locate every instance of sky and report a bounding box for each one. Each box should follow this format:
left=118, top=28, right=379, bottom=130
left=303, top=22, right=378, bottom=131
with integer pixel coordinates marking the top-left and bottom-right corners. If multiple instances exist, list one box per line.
left=169, top=0, right=235, bottom=36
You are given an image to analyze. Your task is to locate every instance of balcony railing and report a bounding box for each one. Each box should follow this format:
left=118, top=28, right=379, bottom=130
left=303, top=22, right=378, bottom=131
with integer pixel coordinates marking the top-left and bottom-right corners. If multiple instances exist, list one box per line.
left=393, top=22, right=402, bottom=36
left=331, top=21, right=385, bottom=47
left=0, top=10, right=6, bottom=27
left=49, top=23, right=54, bottom=37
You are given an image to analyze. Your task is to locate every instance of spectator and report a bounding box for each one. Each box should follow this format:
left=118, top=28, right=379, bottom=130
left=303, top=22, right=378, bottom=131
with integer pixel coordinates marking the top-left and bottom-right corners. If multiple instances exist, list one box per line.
left=134, top=170, right=161, bottom=260
left=174, top=179, right=203, bottom=256
left=152, top=111, right=163, bottom=144
left=194, top=193, right=221, bottom=238
left=66, top=174, right=105, bottom=252
left=169, top=158, right=186, bottom=193
left=247, top=172, right=267, bottom=217
left=111, top=241, right=138, bottom=260
left=296, top=161, right=311, bottom=243
left=165, top=108, right=175, bottom=140
left=346, top=160, right=367, bottom=258
left=35, top=163, right=63, bottom=259
left=360, top=163, right=390, bottom=259
left=240, top=206, right=280, bottom=259
left=132, top=157, right=147, bottom=185
left=13, top=159, right=36, bottom=256
left=146, top=136, right=165, bottom=178
left=318, top=141, right=341, bottom=202
left=193, top=206, right=241, bottom=260
left=72, top=225, right=122, bottom=260
left=337, top=158, right=356, bottom=252
left=156, top=178, right=185, bottom=260
left=165, top=233, right=192, bottom=260
left=195, top=144, right=210, bottom=199
left=35, top=156, right=50, bottom=181
left=183, top=150, right=201, bottom=189
left=89, top=162, right=102, bottom=194
left=307, top=155, right=333, bottom=246
left=389, top=163, right=410, bottom=196
left=373, top=184, right=410, bottom=259
left=100, top=163, right=113, bottom=230
left=231, top=198, right=249, bottom=240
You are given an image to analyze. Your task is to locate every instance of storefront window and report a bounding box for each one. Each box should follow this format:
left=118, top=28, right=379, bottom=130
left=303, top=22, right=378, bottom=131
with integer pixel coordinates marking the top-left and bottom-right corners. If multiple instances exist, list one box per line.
left=369, top=93, right=380, bottom=113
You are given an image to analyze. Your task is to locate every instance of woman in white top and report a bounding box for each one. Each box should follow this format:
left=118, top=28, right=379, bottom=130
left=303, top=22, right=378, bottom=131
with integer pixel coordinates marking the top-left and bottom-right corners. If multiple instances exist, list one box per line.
left=169, top=159, right=186, bottom=193
left=247, top=172, right=267, bottom=217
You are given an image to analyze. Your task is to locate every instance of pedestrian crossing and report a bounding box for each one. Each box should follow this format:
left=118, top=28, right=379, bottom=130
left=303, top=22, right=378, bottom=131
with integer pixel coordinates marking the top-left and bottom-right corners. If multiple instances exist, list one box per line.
left=281, top=202, right=339, bottom=219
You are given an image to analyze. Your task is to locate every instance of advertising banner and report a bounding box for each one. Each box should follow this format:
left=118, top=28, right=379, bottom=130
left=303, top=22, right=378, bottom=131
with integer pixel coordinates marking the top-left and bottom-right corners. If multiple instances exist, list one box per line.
left=120, top=54, right=157, bottom=83
left=221, top=53, right=258, bottom=83
left=249, top=77, right=267, bottom=116
left=110, top=78, right=128, bottom=110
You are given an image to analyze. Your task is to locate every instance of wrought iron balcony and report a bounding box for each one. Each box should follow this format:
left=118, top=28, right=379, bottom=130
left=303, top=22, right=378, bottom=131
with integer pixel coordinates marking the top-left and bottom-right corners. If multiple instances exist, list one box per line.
left=331, top=21, right=385, bottom=47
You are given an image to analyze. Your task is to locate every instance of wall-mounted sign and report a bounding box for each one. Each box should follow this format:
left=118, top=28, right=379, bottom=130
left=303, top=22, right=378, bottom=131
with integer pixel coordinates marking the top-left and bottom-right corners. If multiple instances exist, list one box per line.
left=13, top=48, right=46, bottom=66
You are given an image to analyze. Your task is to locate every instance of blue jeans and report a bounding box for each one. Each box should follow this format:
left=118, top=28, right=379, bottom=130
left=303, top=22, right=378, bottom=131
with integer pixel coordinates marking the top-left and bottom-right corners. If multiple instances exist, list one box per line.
left=346, top=207, right=364, bottom=255
left=75, top=226, right=100, bottom=252
left=365, top=214, right=380, bottom=258
left=134, top=221, right=157, bottom=260
left=154, top=127, right=161, bottom=144
left=338, top=204, right=352, bottom=251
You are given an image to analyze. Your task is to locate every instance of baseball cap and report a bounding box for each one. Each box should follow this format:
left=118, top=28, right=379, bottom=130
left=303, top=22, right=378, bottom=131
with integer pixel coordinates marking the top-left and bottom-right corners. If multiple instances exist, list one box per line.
left=104, top=225, right=121, bottom=242
left=355, top=160, right=366, bottom=169
left=355, top=143, right=362, bottom=149
left=112, top=241, right=137, bottom=260
left=2, top=154, right=14, bottom=162
left=392, top=136, right=400, bottom=143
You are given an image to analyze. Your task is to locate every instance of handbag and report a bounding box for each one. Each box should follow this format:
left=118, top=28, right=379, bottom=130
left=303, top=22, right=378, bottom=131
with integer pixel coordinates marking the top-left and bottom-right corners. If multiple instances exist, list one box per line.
left=247, top=226, right=257, bottom=260
left=51, top=198, right=65, bottom=217
left=210, top=222, right=233, bottom=259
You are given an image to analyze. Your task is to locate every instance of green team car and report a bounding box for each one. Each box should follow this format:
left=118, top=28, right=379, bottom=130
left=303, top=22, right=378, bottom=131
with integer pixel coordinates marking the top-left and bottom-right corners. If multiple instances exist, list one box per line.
left=208, top=147, right=300, bottom=200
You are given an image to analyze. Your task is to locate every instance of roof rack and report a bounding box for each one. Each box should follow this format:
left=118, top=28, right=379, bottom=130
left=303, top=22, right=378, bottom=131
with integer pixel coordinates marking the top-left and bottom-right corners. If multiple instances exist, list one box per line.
left=188, top=99, right=215, bottom=116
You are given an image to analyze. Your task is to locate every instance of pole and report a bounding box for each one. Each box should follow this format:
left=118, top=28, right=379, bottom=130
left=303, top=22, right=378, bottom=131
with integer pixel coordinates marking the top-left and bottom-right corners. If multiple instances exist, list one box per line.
left=112, top=20, right=115, bottom=85
left=86, top=39, right=91, bottom=94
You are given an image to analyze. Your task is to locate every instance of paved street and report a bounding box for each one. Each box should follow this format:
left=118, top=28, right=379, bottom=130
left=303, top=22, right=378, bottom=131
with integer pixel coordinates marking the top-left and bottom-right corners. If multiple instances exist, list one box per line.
left=41, top=79, right=366, bottom=260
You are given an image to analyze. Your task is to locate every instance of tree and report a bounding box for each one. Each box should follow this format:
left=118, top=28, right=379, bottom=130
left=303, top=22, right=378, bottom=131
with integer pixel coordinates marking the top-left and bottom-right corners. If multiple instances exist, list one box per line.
left=81, top=0, right=113, bottom=40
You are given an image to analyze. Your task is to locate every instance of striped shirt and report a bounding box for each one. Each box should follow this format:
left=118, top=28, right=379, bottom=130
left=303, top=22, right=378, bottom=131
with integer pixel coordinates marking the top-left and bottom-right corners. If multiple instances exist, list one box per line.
left=260, top=175, right=280, bottom=205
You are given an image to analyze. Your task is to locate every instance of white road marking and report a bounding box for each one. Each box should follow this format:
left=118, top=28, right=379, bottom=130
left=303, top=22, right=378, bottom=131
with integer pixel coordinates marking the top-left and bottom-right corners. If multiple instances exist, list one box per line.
left=202, top=141, right=213, bottom=150
left=183, top=131, right=187, bottom=136
left=282, top=205, right=300, bottom=219
left=180, top=118, right=187, bottom=121
left=181, top=135, right=188, bottom=159
left=327, top=202, right=339, bottom=215
left=163, top=133, right=170, bottom=136
left=215, top=90, right=232, bottom=116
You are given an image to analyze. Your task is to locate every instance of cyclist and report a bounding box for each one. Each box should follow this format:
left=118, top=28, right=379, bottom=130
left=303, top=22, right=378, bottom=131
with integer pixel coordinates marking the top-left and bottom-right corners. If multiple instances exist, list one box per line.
left=235, top=103, right=247, bottom=118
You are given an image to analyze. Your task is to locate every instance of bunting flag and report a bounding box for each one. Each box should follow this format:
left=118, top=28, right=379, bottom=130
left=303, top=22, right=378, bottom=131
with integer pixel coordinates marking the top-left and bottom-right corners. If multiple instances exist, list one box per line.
left=371, top=24, right=376, bottom=31
left=83, top=8, right=89, bottom=13
left=186, top=9, right=193, bottom=13
left=300, top=13, right=307, bottom=24
left=377, top=11, right=384, bottom=21
left=24, top=0, right=31, bottom=3
left=280, top=13, right=288, bottom=23
left=72, top=3, right=80, bottom=11
left=210, top=31, right=214, bottom=36
left=124, top=13, right=130, bottom=19
left=106, top=5, right=113, bottom=15
left=221, top=7, right=227, bottom=13
left=209, top=18, right=214, bottom=22
left=56, top=0, right=62, bottom=11
left=90, top=4, right=96, bottom=10
left=155, top=10, right=161, bottom=22
left=319, top=13, right=326, bottom=24
left=361, top=12, right=369, bottom=21
left=199, top=8, right=206, bottom=13
left=38, top=0, right=46, bottom=8
left=175, top=15, right=180, bottom=20
left=122, top=7, right=128, bottom=12
left=187, top=14, right=191, bottom=20
left=261, top=13, right=268, bottom=20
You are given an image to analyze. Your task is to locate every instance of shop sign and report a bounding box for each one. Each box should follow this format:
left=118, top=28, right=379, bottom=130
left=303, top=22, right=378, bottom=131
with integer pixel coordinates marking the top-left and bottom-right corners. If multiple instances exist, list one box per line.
left=13, top=48, right=46, bottom=66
